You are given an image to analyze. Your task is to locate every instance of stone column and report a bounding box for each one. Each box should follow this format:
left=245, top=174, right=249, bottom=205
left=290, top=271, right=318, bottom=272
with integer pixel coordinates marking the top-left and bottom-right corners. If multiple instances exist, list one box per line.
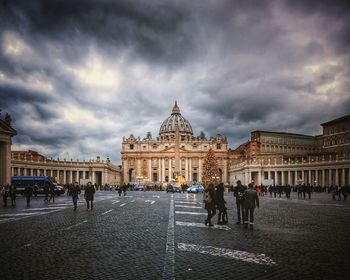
left=281, top=171, right=285, bottom=186
left=198, top=158, right=202, bottom=183
left=342, top=168, right=346, bottom=187
left=92, top=170, right=95, bottom=185
left=315, top=170, right=318, bottom=186
left=148, top=159, right=152, bottom=182
left=301, top=170, right=304, bottom=184
left=335, top=169, right=339, bottom=186
left=322, top=169, right=325, bottom=187
left=288, top=171, right=291, bottom=185
left=257, top=171, right=261, bottom=186
left=189, top=158, right=192, bottom=182
left=63, top=170, right=66, bottom=184
left=308, top=170, right=312, bottom=185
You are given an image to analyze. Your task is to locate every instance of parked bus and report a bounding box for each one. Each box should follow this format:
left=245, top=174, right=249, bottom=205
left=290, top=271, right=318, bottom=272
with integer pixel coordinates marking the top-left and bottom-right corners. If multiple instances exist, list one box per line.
left=11, top=176, right=65, bottom=195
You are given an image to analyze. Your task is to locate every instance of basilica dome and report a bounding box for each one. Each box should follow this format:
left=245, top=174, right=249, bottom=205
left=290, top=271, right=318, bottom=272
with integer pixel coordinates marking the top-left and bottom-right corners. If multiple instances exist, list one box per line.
left=159, top=101, right=193, bottom=136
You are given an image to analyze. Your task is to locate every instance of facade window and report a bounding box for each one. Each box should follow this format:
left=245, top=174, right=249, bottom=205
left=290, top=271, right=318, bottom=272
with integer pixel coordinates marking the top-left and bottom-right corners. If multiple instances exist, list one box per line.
left=129, top=144, right=134, bottom=150
left=216, top=144, right=221, bottom=150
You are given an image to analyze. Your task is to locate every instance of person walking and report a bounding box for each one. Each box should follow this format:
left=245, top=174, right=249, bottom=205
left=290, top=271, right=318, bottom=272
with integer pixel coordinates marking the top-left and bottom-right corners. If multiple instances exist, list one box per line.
left=1, top=185, right=9, bottom=207
left=233, top=180, right=246, bottom=224
left=118, top=186, right=122, bottom=196
left=48, top=184, right=55, bottom=203
left=243, top=183, right=260, bottom=228
left=122, top=183, right=127, bottom=196
left=84, top=182, right=95, bottom=211
left=10, top=184, right=16, bottom=207
left=43, top=184, right=49, bottom=203
left=203, top=184, right=216, bottom=227
left=24, top=185, right=33, bottom=207
left=71, top=181, right=81, bottom=211
left=216, top=183, right=228, bottom=225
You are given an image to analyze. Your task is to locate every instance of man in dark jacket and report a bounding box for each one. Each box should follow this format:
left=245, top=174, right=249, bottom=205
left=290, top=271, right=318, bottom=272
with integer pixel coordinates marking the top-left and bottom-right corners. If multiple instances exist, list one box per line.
left=243, top=183, right=259, bottom=228
left=24, top=185, right=33, bottom=207
left=71, top=181, right=81, bottom=211
left=84, top=182, right=95, bottom=211
left=233, top=180, right=246, bottom=224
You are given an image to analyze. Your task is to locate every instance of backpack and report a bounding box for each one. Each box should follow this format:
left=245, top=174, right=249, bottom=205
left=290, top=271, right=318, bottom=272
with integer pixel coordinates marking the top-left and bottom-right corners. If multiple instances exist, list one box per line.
left=203, top=191, right=212, bottom=204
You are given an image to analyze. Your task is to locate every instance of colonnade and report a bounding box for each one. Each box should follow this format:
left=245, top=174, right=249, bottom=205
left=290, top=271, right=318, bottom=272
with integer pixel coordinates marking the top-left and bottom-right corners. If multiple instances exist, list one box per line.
left=231, top=165, right=350, bottom=187
left=11, top=158, right=121, bottom=186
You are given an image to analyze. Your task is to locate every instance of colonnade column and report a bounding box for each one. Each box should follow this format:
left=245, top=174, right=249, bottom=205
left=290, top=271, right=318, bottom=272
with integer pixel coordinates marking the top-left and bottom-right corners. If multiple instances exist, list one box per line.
left=198, top=159, right=202, bottom=183
left=335, top=169, right=339, bottom=186
left=188, top=159, right=192, bottom=182
left=342, top=168, right=346, bottom=187
left=148, top=159, right=152, bottom=182
left=322, top=169, right=325, bottom=187
left=63, top=170, right=66, bottom=184
left=308, top=170, right=312, bottom=185
left=281, top=171, right=285, bottom=186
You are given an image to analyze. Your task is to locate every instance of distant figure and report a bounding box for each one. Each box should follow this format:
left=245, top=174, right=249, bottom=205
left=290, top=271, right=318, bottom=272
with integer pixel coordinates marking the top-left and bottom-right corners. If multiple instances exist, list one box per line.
left=233, top=180, right=246, bottom=224
left=24, top=185, right=34, bottom=207
left=85, top=182, right=95, bottom=211
left=122, top=184, right=127, bottom=196
left=306, top=184, right=312, bottom=199
left=1, top=185, right=9, bottom=207
left=10, top=184, right=16, bottom=206
left=43, top=184, right=49, bottom=202
left=285, top=185, right=291, bottom=199
left=71, top=181, right=81, bottom=211
left=48, top=184, right=55, bottom=203
left=118, top=186, right=122, bottom=197
left=216, top=183, right=228, bottom=225
left=243, top=183, right=259, bottom=228
left=297, top=184, right=303, bottom=199
left=203, top=184, right=216, bottom=227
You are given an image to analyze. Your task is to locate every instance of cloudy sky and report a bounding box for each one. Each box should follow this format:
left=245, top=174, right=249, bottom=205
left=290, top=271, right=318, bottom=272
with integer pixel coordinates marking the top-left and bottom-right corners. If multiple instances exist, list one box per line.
left=1, top=0, right=349, bottom=163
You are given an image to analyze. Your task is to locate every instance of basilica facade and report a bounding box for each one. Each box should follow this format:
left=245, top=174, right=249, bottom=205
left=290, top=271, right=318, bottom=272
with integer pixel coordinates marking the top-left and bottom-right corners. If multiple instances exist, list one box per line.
left=121, top=102, right=229, bottom=185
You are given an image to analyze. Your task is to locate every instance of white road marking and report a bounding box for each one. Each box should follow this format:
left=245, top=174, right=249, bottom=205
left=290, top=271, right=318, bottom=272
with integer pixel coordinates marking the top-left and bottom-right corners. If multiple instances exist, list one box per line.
left=162, top=194, right=175, bottom=280
left=101, top=209, right=113, bottom=216
left=152, top=195, right=160, bottom=198
left=112, top=200, right=120, bottom=204
left=176, top=221, right=231, bottom=231
left=63, top=220, right=88, bottom=230
left=174, top=201, right=198, bottom=205
left=175, top=205, right=202, bottom=209
left=0, top=218, right=17, bottom=224
left=131, top=200, right=135, bottom=202
left=0, top=212, right=47, bottom=217
left=145, top=200, right=156, bottom=204
left=175, top=211, right=207, bottom=216
left=24, top=243, right=31, bottom=247
left=177, top=243, right=277, bottom=266
left=120, top=203, right=126, bottom=207
left=21, top=207, right=67, bottom=211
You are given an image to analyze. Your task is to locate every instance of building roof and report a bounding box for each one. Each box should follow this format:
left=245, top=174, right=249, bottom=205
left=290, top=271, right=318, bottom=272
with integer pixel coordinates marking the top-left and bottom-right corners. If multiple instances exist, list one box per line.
left=251, top=130, right=315, bottom=138
left=320, top=115, right=350, bottom=126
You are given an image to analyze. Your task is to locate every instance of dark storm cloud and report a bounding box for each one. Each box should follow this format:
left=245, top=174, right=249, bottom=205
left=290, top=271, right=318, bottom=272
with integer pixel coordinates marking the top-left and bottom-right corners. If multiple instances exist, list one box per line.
left=0, top=0, right=192, bottom=65
left=1, top=0, right=349, bottom=162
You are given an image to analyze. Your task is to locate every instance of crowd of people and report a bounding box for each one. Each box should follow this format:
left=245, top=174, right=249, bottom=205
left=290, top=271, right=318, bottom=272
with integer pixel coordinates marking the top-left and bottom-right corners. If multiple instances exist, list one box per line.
left=203, top=181, right=259, bottom=228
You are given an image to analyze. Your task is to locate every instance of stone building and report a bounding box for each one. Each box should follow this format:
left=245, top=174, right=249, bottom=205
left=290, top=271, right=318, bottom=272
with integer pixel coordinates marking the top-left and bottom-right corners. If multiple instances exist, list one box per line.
left=11, top=153, right=122, bottom=186
left=228, top=115, right=350, bottom=187
left=0, top=113, right=17, bottom=185
left=121, top=102, right=229, bottom=185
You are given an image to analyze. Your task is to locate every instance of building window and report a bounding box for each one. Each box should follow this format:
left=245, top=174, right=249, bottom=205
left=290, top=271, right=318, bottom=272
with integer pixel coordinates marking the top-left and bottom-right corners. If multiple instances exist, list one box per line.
left=130, top=144, right=134, bottom=150
left=216, top=144, right=221, bottom=150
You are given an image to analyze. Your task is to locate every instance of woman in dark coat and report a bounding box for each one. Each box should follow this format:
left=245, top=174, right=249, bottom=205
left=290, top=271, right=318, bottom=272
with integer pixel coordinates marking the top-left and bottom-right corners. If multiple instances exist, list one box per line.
left=84, top=182, right=95, bottom=211
left=203, top=184, right=217, bottom=227
left=216, top=183, right=228, bottom=225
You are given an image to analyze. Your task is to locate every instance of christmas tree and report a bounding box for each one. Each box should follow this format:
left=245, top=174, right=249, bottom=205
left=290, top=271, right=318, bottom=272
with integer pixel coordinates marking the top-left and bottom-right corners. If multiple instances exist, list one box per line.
left=201, top=148, right=220, bottom=187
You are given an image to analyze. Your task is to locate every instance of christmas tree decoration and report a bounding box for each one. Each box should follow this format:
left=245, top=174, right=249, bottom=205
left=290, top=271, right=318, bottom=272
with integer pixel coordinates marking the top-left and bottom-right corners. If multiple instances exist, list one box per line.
left=201, top=148, right=220, bottom=187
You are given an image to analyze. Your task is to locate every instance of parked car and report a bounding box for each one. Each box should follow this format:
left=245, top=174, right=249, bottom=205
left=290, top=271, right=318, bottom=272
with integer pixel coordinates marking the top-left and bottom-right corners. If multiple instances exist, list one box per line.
left=134, top=184, right=144, bottom=191
left=187, top=184, right=204, bottom=193
left=166, top=184, right=181, bottom=193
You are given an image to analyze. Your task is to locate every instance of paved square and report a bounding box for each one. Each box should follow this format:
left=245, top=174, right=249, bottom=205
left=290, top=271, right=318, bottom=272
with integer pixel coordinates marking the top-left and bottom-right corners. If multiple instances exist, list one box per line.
left=0, top=191, right=349, bottom=279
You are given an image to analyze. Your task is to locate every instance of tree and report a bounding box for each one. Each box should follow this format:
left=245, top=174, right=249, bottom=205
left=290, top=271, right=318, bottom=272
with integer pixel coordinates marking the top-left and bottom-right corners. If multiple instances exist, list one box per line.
left=201, top=148, right=220, bottom=187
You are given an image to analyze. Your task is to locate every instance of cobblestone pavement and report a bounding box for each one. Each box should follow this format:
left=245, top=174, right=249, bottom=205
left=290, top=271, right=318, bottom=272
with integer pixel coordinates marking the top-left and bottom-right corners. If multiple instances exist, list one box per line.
left=0, top=191, right=349, bottom=280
